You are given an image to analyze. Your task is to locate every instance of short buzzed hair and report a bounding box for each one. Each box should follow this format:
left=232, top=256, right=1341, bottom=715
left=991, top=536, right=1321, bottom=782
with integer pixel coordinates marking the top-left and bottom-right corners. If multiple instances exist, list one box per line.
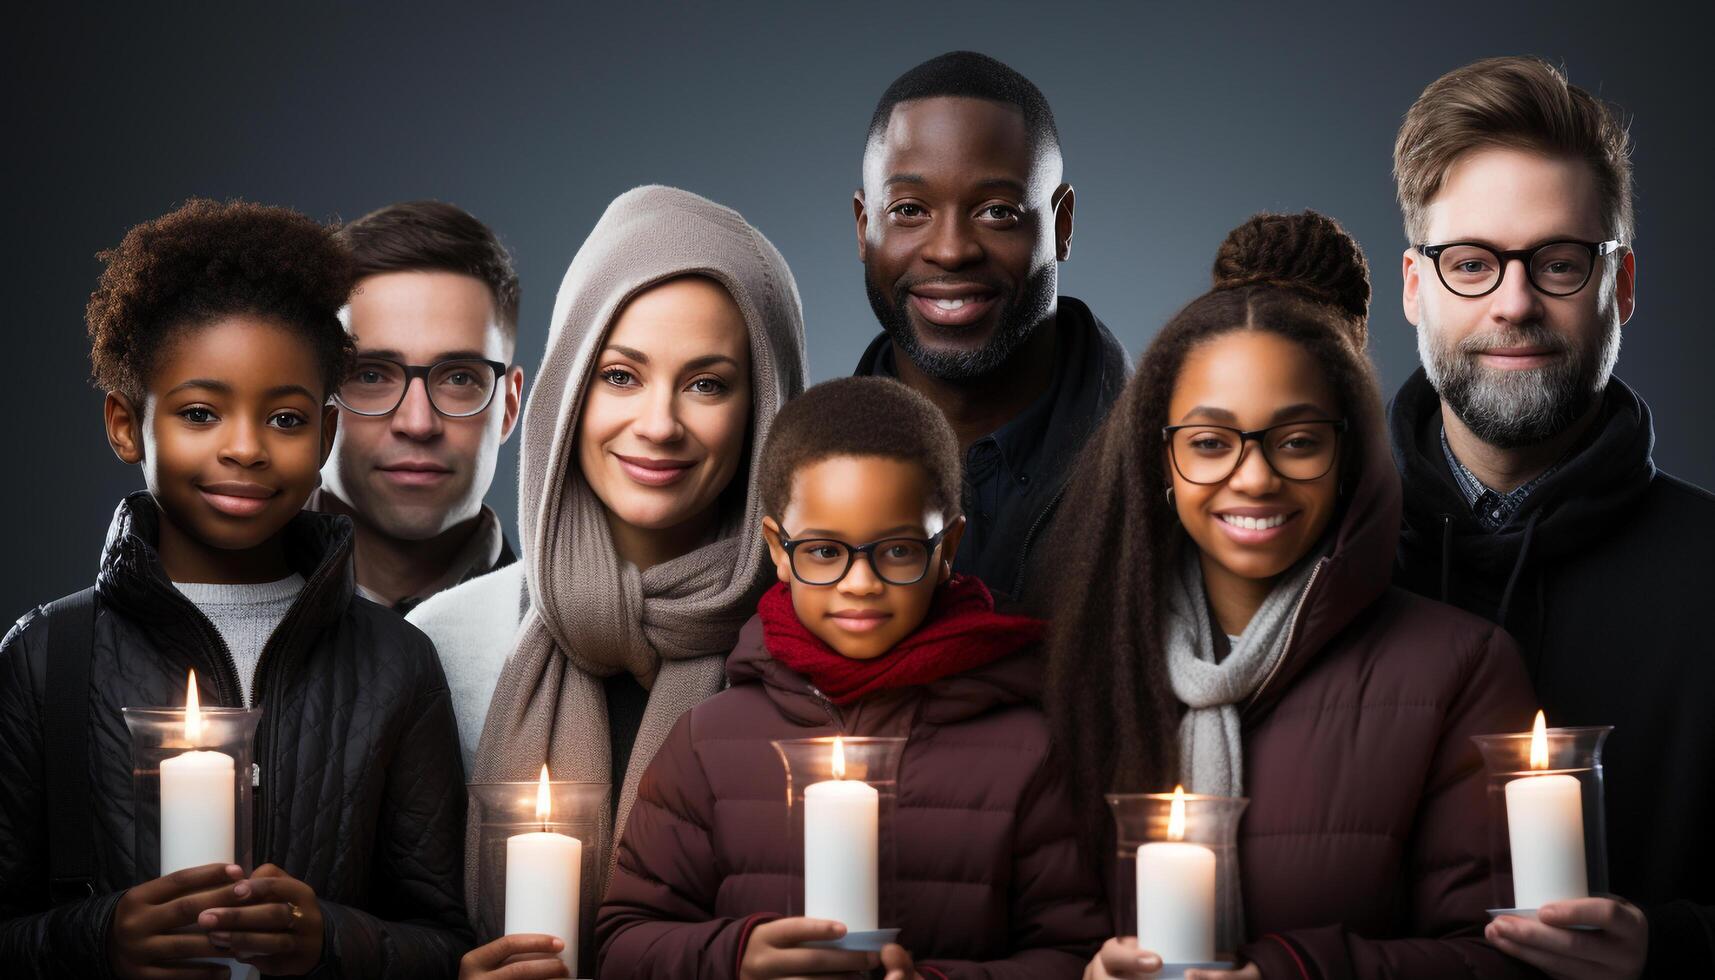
left=760, top=377, right=962, bottom=523
left=337, top=200, right=521, bottom=340
left=867, top=50, right=1060, bottom=155
left=1394, top=56, right=1634, bottom=245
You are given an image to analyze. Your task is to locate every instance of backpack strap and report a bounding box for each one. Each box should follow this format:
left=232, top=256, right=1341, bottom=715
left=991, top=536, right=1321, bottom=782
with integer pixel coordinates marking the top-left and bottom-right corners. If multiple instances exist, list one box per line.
left=43, top=587, right=98, bottom=904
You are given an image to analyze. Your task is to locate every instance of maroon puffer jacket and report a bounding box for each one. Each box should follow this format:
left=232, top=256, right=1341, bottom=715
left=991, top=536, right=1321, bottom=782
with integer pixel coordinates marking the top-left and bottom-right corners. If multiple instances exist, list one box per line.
left=1218, top=409, right=1539, bottom=978
left=597, top=630, right=1107, bottom=978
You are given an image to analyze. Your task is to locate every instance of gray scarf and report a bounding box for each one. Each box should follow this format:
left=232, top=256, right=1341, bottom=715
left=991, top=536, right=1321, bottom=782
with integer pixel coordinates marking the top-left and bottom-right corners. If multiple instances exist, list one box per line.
left=1164, top=540, right=1327, bottom=798
left=469, top=186, right=807, bottom=923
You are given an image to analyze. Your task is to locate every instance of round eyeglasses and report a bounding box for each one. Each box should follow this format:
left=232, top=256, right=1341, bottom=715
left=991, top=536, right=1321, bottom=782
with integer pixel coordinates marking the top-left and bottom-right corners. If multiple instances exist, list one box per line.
left=1162, top=419, right=1347, bottom=485
left=335, top=357, right=509, bottom=418
left=1417, top=239, right=1623, bottom=298
left=778, top=528, right=950, bottom=587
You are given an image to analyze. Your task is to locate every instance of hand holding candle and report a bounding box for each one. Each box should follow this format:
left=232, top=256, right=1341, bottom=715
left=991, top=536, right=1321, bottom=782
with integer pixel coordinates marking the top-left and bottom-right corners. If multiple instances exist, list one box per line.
left=505, top=765, right=582, bottom=972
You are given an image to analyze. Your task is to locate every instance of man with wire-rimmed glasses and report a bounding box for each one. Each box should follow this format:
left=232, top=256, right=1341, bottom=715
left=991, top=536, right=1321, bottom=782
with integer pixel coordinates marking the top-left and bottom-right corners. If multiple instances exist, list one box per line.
left=1390, top=57, right=1715, bottom=977
left=314, top=201, right=526, bottom=613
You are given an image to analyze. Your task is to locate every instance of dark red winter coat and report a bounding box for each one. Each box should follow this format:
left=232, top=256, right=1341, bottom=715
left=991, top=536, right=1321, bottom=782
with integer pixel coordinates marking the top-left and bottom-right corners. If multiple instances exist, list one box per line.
left=596, top=623, right=1107, bottom=978
left=1216, top=402, right=1540, bottom=977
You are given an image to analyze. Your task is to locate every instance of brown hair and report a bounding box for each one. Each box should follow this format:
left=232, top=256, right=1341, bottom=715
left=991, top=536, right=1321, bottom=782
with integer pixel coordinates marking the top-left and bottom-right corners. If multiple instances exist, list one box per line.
left=337, top=200, right=520, bottom=341
left=87, top=198, right=356, bottom=404
left=758, top=377, right=962, bottom=522
left=1042, top=211, right=1382, bottom=849
left=1394, top=56, right=1633, bottom=244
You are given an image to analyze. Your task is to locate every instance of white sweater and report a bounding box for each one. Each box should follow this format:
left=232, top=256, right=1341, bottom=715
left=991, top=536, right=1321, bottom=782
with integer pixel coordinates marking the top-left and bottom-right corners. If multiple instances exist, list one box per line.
left=406, top=562, right=527, bottom=773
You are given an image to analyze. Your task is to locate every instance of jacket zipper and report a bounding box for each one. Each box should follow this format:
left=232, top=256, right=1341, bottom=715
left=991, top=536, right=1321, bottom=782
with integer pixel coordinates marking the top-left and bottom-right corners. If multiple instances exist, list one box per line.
left=150, top=577, right=247, bottom=709
left=247, top=552, right=343, bottom=862
left=1241, top=557, right=1328, bottom=712
left=805, top=683, right=845, bottom=731
left=1010, top=480, right=1069, bottom=597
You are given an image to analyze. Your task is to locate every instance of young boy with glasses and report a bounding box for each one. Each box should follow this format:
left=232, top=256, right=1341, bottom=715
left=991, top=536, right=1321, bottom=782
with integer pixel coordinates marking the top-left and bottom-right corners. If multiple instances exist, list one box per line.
left=0, top=199, right=470, bottom=978
left=597, top=377, right=1105, bottom=979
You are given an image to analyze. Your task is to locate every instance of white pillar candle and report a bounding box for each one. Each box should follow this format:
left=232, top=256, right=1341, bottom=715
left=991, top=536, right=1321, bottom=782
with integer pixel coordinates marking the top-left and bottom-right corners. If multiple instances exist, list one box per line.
left=1506, top=774, right=1588, bottom=908
left=1137, top=841, right=1216, bottom=962
left=1506, top=712, right=1589, bottom=909
left=506, top=765, right=581, bottom=972
left=1136, top=785, right=1216, bottom=963
left=161, top=672, right=257, bottom=980
left=159, top=748, right=236, bottom=874
left=803, top=738, right=878, bottom=930
left=160, top=672, right=236, bottom=874
left=506, top=831, right=582, bottom=969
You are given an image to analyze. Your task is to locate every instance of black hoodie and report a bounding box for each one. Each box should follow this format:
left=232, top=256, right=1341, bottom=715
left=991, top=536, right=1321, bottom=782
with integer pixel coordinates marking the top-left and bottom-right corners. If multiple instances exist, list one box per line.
left=1391, top=368, right=1715, bottom=975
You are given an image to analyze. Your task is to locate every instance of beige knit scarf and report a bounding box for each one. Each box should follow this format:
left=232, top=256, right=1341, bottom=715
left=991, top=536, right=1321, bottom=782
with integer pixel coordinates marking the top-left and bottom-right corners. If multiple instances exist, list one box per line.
left=469, top=186, right=806, bottom=923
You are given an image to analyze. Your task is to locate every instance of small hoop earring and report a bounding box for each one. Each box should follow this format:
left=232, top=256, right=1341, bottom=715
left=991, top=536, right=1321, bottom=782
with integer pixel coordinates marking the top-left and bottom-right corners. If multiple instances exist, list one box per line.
left=1165, top=486, right=1175, bottom=506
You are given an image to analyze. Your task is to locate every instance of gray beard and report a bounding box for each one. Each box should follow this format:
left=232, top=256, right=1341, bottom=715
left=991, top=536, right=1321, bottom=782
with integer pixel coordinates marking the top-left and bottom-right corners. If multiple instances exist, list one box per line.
left=864, top=264, right=1056, bottom=382
left=1419, top=320, right=1620, bottom=449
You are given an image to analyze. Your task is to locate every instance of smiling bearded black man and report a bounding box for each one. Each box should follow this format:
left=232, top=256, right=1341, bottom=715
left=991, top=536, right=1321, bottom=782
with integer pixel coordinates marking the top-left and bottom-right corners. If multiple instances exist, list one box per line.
left=853, top=51, right=1129, bottom=607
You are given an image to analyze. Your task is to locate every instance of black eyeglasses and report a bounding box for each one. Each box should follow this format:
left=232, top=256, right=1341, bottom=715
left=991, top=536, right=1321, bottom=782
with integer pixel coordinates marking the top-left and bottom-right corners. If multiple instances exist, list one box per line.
left=778, top=528, right=950, bottom=587
left=1416, top=239, right=1623, bottom=298
left=335, top=357, right=509, bottom=418
left=1162, top=419, right=1347, bottom=485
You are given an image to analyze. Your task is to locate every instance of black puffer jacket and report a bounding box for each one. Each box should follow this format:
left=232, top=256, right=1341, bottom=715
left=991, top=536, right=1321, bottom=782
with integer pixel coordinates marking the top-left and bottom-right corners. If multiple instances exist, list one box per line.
left=0, top=493, right=471, bottom=979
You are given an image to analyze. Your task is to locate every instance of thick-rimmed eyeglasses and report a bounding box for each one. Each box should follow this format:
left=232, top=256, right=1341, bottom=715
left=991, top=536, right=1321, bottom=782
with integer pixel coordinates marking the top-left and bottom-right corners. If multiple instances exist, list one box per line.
left=1162, top=419, right=1347, bottom=485
left=1416, top=239, right=1623, bottom=298
left=335, top=357, right=509, bottom=418
left=778, top=528, right=950, bottom=586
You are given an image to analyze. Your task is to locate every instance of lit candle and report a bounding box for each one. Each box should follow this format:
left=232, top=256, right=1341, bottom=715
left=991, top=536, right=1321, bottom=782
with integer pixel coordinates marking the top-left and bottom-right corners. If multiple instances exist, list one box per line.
left=159, top=671, right=235, bottom=874
left=1505, top=711, right=1588, bottom=909
left=1136, top=786, right=1216, bottom=963
left=506, top=765, right=581, bottom=971
left=157, top=671, right=258, bottom=980
left=803, top=736, right=878, bottom=930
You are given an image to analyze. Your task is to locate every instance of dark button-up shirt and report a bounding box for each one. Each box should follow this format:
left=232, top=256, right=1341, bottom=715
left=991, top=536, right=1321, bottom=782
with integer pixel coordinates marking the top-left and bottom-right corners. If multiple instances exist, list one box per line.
left=1439, top=425, right=1559, bottom=532
left=867, top=344, right=1060, bottom=578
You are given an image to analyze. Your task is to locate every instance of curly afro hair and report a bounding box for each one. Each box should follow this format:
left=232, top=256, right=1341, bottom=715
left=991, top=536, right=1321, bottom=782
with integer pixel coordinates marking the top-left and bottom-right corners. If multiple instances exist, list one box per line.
left=758, top=376, right=963, bottom=523
left=86, top=198, right=357, bottom=404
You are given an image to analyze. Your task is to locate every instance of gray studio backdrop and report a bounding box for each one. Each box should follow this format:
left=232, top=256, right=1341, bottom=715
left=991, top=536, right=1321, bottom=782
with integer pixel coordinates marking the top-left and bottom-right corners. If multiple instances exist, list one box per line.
left=5, top=3, right=1709, bottom=620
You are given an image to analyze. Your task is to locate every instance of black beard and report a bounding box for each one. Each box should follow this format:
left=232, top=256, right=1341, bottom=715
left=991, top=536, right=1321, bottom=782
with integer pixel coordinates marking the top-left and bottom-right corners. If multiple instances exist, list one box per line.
left=1421, top=322, right=1611, bottom=449
left=864, top=264, right=1056, bottom=382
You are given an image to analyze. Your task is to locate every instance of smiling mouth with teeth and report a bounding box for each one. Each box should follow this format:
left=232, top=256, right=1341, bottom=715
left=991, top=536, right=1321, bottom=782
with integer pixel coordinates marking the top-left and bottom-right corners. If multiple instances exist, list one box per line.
left=1219, top=513, right=1291, bottom=530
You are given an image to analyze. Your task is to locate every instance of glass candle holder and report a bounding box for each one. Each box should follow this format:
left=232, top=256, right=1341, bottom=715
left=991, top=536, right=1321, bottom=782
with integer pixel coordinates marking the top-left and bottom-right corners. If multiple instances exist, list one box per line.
left=1106, top=788, right=1248, bottom=977
left=470, top=773, right=607, bottom=976
left=1472, top=715, right=1612, bottom=916
left=771, top=736, right=906, bottom=952
left=122, top=701, right=262, bottom=881
left=124, top=677, right=264, bottom=980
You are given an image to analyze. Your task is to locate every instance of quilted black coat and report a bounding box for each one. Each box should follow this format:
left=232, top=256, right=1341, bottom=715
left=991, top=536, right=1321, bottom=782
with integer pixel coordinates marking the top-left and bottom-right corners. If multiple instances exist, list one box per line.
left=0, top=493, right=471, bottom=978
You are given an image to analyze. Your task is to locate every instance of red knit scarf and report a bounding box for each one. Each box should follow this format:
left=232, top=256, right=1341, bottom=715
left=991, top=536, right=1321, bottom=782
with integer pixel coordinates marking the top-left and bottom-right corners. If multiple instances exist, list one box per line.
left=756, top=575, right=1045, bottom=705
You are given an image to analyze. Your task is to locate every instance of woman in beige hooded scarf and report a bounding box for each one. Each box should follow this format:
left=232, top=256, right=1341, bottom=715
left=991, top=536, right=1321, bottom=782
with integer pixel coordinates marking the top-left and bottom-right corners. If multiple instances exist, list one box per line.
left=408, top=185, right=806, bottom=975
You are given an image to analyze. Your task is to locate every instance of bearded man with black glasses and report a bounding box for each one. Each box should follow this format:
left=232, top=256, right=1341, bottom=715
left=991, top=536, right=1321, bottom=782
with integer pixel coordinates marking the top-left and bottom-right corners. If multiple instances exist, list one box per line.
left=314, top=201, right=526, bottom=612
left=1391, top=58, right=1715, bottom=977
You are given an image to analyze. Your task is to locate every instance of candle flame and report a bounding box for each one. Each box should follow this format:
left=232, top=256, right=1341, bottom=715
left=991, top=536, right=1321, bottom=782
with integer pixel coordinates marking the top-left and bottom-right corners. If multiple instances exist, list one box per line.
left=535, top=764, right=552, bottom=824
left=1529, top=710, right=1549, bottom=771
left=831, top=735, right=847, bottom=781
left=1168, top=784, right=1187, bottom=841
left=184, top=670, right=203, bottom=744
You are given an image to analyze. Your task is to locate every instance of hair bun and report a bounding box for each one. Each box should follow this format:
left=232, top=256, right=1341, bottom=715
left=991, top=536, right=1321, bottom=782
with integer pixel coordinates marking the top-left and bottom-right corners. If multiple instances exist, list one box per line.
left=1212, top=210, right=1371, bottom=325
